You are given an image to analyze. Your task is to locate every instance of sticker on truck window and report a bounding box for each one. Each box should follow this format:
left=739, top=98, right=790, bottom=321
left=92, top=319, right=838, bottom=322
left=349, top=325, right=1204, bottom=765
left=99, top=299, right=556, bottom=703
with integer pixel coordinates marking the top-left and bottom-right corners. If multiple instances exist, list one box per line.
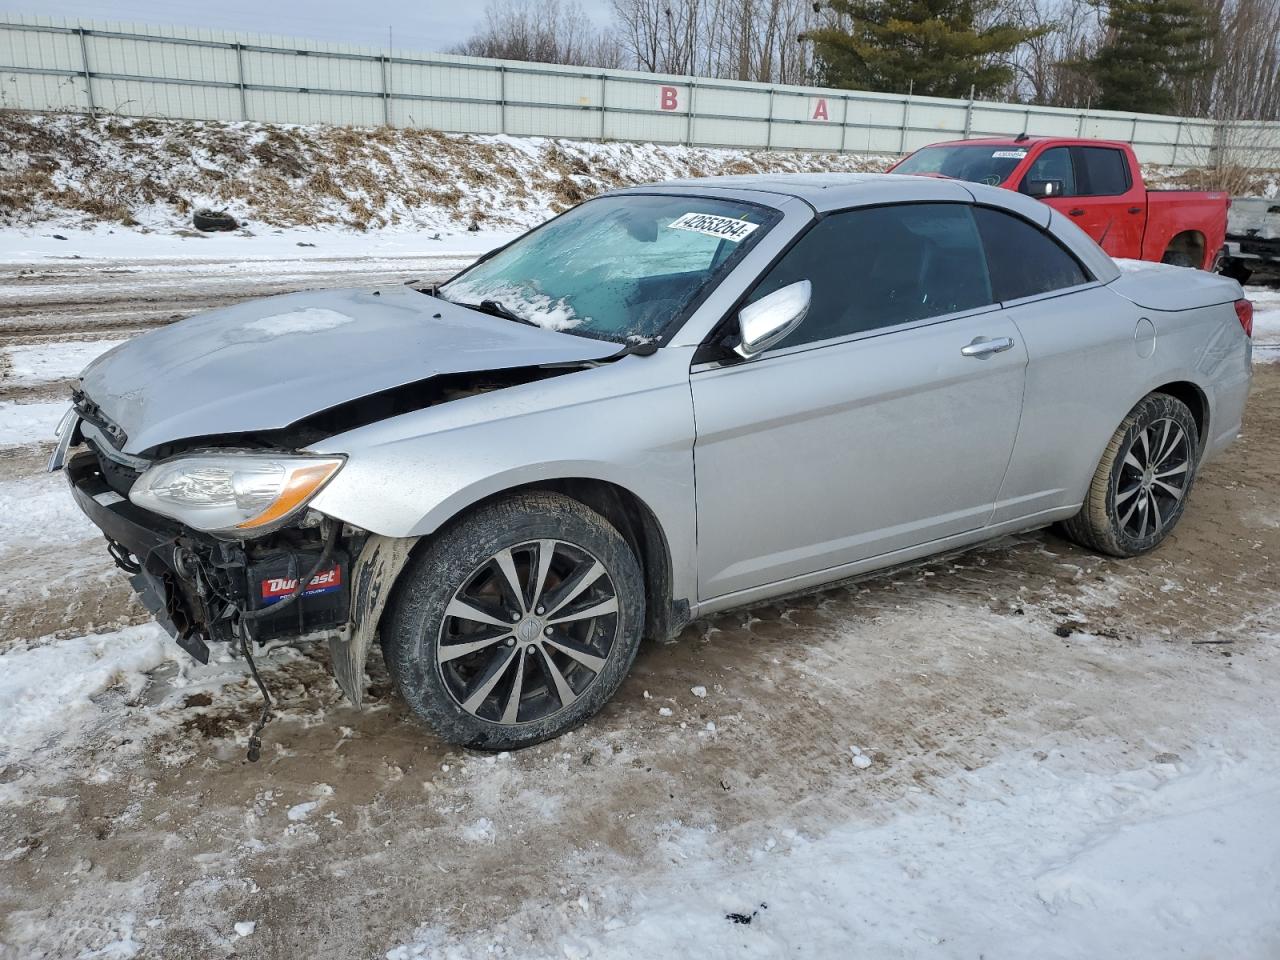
left=992, top=150, right=1028, bottom=159
left=668, top=212, right=760, bottom=242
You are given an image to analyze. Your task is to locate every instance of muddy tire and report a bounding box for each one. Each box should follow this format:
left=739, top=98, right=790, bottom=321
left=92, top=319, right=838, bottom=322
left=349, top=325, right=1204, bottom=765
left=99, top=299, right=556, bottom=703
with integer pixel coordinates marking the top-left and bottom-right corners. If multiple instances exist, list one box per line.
left=383, top=492, right=645, bottom=750
left=1059, top=393, right=1200, bottom=558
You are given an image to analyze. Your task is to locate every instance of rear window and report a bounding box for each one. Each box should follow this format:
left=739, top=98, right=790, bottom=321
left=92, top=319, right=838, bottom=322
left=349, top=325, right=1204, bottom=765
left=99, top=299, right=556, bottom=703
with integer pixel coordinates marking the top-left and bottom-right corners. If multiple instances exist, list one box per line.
left=1077, top=148, right=1130, bottom=196
left=974, top=207, right=1090, bottom=302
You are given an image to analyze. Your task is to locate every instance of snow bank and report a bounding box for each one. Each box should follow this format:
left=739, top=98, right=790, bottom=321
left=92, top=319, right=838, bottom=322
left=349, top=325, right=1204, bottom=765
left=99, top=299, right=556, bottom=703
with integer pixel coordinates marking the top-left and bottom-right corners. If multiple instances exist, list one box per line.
left=0, top=624, right=174, bottom=762
left=0, top=113, right=888, bottom=236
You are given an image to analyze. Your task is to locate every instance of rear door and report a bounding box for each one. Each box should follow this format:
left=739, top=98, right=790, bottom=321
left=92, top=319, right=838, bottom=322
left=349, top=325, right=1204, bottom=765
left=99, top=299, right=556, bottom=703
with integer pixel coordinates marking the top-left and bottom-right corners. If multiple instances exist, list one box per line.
left=1020, top=145, right=1145, bottom=258
left=970, top=205, right=1134, bottom=523
left=1069, top=146, right=1145, bottom=257
left=689, top=202, right=1027, bottom=600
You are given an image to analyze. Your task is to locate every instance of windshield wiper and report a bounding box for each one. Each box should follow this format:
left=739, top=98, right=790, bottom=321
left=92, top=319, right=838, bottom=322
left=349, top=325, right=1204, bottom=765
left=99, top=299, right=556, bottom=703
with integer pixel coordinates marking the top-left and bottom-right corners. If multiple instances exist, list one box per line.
left=465, top=298, right=538, bottom=327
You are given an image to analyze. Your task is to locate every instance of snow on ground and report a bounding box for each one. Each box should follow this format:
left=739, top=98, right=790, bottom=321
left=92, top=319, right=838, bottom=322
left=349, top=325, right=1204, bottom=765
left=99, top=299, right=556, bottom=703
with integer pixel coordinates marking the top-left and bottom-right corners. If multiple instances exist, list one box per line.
left=0, top=400, right=67, bottom=447
left=2, top=339, right=126, bottom=386
left=2, top=239, right=1279, bottom=957
left=391, top=741, right=1280, bottom=959
left=0, top=225, right=514, bottom=266
left=0, top=624, right=174, bottom=764
left=0, top=472, right=98, bottom=550
left=1251, top=286, right=1280, bottom=361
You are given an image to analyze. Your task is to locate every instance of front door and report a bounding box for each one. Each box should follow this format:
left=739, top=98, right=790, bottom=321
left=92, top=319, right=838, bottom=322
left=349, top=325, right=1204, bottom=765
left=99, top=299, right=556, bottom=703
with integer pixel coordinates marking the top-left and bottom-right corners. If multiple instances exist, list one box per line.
left=689, top=202, right=1027, bottom=601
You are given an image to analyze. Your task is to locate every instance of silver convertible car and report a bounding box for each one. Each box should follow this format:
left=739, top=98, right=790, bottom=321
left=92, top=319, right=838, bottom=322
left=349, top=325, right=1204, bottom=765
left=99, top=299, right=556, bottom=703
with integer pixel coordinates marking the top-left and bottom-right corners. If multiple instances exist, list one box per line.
left=54, top=174, right=1254, bottom=751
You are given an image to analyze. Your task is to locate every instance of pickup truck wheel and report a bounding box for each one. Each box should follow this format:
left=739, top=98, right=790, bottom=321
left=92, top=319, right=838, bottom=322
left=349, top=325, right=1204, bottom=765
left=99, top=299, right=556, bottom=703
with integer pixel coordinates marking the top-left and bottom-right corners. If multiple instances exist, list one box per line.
left=383, top=492, right=645, bottom=749
left=1059, top=393, right=1199, bottom=558
left=1161, top=251, right=1199, bottom=268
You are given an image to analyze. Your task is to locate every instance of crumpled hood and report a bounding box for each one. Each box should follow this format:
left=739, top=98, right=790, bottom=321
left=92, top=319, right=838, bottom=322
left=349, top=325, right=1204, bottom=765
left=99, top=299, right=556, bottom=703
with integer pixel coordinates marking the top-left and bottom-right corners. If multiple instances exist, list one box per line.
left=79, top=285, right=617, bottom=454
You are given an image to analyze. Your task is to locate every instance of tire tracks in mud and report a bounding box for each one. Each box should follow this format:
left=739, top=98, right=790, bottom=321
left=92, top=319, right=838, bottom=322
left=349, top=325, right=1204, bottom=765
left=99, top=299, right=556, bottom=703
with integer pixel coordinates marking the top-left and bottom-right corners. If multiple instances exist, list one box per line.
left=1, top=283, right=1278, bottom=955
left=0, top=255, right=465, bottom=347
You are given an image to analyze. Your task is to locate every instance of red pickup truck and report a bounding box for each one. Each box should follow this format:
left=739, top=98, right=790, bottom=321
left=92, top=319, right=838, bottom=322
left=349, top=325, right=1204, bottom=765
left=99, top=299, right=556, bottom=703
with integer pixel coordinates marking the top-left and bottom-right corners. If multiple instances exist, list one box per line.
left=890, top=136, right=1229, bottom=270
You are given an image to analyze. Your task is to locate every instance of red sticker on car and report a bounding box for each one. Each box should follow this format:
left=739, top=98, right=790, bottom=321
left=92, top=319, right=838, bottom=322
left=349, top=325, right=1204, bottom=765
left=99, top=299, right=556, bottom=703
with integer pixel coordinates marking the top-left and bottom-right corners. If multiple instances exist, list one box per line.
left=261, top=565, right=342, bottom=604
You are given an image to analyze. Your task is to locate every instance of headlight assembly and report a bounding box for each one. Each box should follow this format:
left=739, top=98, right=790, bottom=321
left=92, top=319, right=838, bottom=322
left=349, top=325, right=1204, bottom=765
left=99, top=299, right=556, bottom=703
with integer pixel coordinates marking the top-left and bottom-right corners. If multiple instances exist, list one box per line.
left=129, top=453, right=344, bottom=536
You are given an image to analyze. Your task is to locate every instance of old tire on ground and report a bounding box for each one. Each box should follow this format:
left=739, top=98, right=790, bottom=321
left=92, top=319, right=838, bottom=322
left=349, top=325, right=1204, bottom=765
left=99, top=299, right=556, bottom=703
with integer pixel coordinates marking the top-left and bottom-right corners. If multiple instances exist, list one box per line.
left=1058, top=393, right=1200, bottom=558
left=192, top=208, right=238, bottom=232
left=383, top=491, right=645, bottom=749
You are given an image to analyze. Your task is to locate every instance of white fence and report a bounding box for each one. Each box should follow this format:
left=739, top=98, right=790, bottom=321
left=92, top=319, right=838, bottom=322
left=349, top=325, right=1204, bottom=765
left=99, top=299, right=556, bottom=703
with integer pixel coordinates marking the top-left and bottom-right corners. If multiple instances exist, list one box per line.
left=3, top=13, right=1279, bottom=168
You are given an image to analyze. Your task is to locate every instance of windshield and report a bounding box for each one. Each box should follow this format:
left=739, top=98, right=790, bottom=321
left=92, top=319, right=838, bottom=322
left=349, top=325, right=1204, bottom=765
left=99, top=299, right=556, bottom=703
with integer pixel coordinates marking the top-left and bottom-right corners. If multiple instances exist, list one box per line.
left=895, top=145, right=1028, bottom=186
left=439, top=194, right=780, bottom=343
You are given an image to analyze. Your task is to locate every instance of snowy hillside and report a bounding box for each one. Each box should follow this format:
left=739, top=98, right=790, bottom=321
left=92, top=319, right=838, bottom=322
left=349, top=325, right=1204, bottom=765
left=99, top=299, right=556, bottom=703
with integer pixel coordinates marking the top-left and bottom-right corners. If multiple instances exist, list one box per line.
left=6, top=112, right=1269, bottom=242
left=0, top=112, right=891, bottom=235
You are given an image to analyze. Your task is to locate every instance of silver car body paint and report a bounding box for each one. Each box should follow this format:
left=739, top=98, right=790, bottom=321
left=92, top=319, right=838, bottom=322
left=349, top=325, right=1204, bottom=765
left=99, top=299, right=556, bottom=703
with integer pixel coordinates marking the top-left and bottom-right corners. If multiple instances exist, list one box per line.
left=78, top=287, right=619, bottom=454
left=76, top=174, right=1251, bottom=626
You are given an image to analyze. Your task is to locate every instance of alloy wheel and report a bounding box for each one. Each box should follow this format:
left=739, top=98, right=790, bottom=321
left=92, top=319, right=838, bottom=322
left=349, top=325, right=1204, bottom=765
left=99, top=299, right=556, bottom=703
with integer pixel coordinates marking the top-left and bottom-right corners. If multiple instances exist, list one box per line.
left=1116, top=417, right=1191, bottom=540
left=436, top=539, right=620, bottom=726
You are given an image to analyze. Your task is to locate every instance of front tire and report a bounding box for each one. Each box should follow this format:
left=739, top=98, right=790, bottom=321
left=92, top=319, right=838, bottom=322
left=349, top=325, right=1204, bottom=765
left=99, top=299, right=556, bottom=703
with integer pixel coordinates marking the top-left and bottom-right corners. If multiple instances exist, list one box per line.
left=1059, top=393, right=1200, bottom=558
left=383, top=492, right=645, bottom=749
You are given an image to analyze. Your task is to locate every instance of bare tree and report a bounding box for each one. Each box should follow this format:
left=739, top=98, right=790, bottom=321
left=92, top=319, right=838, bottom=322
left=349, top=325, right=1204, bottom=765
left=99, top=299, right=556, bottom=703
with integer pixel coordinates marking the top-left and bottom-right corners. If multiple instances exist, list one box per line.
left=983, top=0, right=1102, bottom=106
left=1207, top=0, right=1280, bottom=119
left=612, top=0, right=819, bottom=82
left=454, top=0, right=625, bottom=68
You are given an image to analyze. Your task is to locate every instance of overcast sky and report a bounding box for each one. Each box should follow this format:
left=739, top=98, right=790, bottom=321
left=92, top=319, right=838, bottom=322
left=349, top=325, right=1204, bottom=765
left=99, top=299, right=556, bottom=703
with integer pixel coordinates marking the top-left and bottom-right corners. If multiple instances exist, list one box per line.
left=31, top=0, right=614, bottom=52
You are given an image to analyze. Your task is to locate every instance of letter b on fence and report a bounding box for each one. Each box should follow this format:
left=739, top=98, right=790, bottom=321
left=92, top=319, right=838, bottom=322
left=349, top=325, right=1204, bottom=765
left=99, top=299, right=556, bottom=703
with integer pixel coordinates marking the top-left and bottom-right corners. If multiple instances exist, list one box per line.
left=660, top=86, right=679, bottom=111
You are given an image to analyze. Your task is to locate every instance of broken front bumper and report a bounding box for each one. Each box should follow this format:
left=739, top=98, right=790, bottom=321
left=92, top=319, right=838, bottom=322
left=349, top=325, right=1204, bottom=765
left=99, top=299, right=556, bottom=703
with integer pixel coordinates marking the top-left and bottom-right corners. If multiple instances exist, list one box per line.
left=63, top=449, right=354, bottom=665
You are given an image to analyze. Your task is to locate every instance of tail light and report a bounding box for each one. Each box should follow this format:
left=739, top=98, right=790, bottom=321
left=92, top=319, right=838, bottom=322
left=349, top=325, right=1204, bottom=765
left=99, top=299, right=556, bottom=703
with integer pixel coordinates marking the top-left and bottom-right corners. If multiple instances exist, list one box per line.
left=1234, top=299, right=1253, bottom=338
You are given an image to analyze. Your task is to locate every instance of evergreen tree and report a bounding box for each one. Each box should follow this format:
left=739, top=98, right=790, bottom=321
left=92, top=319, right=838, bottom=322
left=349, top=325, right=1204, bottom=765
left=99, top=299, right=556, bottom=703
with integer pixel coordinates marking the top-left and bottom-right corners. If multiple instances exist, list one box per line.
left=808, top=0, right=1043, bottom=98
left=1083, top=0, right=1217, bottom=114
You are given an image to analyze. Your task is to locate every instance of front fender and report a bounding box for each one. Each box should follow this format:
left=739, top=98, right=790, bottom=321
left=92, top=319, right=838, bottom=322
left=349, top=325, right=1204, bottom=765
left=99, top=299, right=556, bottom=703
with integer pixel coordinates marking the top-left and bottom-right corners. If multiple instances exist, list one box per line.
left=306, top=348, right=700, bottom=606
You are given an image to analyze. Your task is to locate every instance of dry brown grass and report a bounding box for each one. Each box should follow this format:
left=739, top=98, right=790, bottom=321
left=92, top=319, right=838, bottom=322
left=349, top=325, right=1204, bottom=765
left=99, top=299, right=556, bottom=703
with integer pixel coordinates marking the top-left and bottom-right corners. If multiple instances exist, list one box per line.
left=26, top=111, right=1249, bottom=235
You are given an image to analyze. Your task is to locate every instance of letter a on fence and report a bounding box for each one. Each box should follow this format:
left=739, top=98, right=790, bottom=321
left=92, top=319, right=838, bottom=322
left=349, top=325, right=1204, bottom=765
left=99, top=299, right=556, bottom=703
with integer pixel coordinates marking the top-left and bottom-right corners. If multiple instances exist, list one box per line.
left=813, top=99, right=829, bottom=121
left=660, top=86, right=679, bottom=111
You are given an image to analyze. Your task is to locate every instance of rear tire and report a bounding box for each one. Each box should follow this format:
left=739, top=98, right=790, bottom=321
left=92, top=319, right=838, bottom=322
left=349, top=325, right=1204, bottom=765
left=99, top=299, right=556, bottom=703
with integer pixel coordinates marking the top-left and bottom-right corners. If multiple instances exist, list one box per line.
left=1059, top=393, right=1200, bottom=558
left=383, top=492, right=645, bottom=749
left=1161, top=250, right=1199, bottom=269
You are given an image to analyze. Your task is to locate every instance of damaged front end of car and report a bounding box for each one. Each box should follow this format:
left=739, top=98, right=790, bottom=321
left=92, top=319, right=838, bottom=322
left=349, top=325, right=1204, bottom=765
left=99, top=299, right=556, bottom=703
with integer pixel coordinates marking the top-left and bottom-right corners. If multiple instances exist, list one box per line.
left=53, top=363, right=607, bottom=758
left=53, top=398, right=397, bottom=756
left=49, top=281, right=645, bottom=754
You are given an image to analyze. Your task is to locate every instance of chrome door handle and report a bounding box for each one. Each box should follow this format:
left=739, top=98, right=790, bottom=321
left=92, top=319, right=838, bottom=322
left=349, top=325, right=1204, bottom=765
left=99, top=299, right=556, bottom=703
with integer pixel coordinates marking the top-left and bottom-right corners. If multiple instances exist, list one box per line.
left=961, top=336, right=1015, bottom=358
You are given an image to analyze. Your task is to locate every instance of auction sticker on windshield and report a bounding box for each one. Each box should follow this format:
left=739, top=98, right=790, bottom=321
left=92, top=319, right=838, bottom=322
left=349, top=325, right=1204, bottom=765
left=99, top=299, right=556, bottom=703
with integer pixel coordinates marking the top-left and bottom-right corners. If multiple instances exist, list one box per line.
left=668, top=212, right=760, bottom=242
left=992, top=150, right=1027, bottom=159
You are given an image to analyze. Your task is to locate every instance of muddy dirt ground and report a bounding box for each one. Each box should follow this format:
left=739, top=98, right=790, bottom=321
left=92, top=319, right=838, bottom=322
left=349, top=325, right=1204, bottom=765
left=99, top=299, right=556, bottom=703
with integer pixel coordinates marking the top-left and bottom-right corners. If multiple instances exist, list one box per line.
left=1, top=255, right=1278, bottom=958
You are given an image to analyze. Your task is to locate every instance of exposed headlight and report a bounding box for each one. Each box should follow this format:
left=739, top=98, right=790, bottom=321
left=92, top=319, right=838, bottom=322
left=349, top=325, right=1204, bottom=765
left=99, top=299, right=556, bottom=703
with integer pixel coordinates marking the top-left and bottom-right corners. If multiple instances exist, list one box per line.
left=129, top=453, right=344, bottom=536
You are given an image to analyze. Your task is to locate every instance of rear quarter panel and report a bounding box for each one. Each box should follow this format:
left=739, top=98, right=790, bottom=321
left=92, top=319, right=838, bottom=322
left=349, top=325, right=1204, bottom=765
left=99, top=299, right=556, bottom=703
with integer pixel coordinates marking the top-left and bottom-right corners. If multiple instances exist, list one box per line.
left=992, top=283, right=1250, bottom=523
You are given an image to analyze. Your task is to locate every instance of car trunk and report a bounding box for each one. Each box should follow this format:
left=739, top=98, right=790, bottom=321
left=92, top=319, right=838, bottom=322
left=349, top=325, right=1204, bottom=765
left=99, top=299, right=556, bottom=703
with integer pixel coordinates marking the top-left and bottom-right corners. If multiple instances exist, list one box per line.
left=1108, top=262, right=1242, bottom=312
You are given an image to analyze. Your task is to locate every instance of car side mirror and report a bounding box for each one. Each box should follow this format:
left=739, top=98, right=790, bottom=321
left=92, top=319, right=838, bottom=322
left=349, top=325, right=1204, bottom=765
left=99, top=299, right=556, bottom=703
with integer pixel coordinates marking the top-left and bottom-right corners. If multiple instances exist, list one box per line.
left=1024, top=179, right=1065, bottom=198
left=735, top=280, right=811, bottom=359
